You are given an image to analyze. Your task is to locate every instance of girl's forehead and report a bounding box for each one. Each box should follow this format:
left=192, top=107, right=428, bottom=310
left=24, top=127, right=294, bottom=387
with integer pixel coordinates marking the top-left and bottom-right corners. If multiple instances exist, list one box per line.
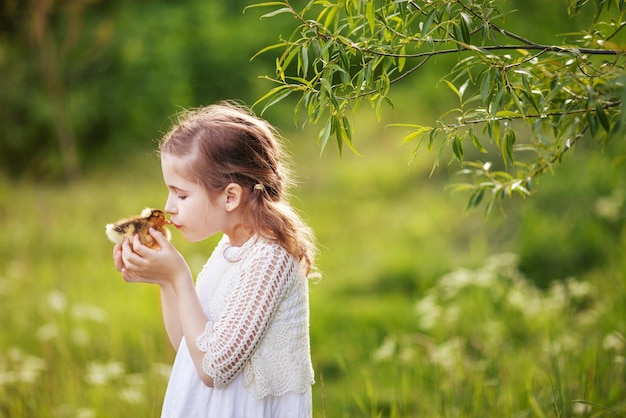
left=161, top=154, right=195, bottom=183
left=162, top=153, right=191, bottom=170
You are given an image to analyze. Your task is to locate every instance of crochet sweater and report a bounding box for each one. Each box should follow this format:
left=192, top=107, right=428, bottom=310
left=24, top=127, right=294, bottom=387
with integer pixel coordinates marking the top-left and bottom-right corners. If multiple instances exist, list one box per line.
left=194, top=235, right=314, bottom=399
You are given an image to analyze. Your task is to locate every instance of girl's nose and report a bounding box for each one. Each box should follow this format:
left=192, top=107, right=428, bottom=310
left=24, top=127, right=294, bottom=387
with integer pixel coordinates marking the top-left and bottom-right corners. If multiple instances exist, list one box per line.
left=164, top=196, right=176, bottom=214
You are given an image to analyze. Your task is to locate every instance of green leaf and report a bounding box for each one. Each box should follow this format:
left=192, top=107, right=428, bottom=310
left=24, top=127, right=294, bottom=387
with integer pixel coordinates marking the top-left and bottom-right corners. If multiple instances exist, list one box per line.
left=334, top=115, right=343, bottom=155
left=483, top=194, right=496, bottom=217
left=260, top=7, right=293, bottom=19
left=596, top=105, right=610, bottom=132
left=495, top=110, right=522, bottom=119
left=490, top=87, right=506, bottom=113
left=453, top=23, right=465, bottom=52
left=431, top=136, right=448, bottom=177
left=280, top=47, right=300, bottom=77
left=252, top=85, right=291, bottom=110
left=532, top=118, right=550, bottom=145
left=300, top=46, right=309, bottom=78
left=321, top=2, right=339, bottom=27
left=486, top=120, right=501, bottom=144
left=459, top=15, right=471, bottom=43
left=398, top=45, right=406, bottom=72
left=519, top=89, right=540, bottom=114
left=469, top=128, right=488, bottom=153
left=466, top=188, right=485, bottom=212
left=480, top=71, right=491, bottom=102
left=250, top=42, right=287, bottom=61
left=421, top=9, right=437, bottom=39
left=340, top=116, right=361, bottom=156
left=458, top=79, right=469, bottom=101
left=587, top=111, right=598, bottom=136
left=452, top=135, right=464, bottom=161
left=318, top=117, right=332, bottom=154
left=366, top=0, right=376, bottom=33
left=394, top=125, right=433, bottom=143
left=260, top=86, right=295, bottom=114
left=503, top=130, right=516, bottom=164
left=428, top=127, right=439, bottom=151
left=442, top=80, right=461, bottom=99
left=244, top=2, right=287, bottom=13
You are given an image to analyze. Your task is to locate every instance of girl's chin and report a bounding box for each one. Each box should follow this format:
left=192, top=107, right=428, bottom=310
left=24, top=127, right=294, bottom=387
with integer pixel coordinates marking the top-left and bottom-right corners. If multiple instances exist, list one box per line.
left=182, top=231, right=213, bottom=243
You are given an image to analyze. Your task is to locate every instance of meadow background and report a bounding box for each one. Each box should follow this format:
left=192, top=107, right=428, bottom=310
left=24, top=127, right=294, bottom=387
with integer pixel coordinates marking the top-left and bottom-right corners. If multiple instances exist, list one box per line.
left=1, top=1, right=625, bottom=417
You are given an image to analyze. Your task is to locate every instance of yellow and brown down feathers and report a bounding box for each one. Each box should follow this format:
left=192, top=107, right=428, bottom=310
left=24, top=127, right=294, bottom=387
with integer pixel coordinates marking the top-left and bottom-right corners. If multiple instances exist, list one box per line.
left=105, top=208, right=171, bottom=249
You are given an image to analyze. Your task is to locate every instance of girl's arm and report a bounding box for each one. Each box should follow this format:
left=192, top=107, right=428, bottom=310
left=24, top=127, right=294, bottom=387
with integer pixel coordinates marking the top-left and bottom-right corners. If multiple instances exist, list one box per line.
left=114, top=239, right=184, bottom=351
left=119, top=231, right=216, bottom=387
left=159, top=283, right=183, bottom=350
left=194, top=243, right=295, bottom=388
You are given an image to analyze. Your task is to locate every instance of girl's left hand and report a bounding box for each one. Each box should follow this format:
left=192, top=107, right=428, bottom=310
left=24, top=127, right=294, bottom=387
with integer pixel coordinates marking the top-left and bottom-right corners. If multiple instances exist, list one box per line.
left=120, top=228, right=191, bottom=286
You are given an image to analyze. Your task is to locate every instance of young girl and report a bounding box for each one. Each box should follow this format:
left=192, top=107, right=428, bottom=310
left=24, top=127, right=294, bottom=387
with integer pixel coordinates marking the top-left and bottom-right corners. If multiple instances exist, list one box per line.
left=112, top=102, right=317, bottom=417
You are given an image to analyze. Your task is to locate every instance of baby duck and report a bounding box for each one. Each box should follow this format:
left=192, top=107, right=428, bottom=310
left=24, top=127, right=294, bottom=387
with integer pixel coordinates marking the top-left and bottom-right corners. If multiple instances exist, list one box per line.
left=105, top=208, right=171, bottom=249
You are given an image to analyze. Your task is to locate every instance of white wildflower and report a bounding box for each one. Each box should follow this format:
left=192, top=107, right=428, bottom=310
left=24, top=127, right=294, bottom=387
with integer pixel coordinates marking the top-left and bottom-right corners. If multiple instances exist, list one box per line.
left=18, top=355, right=47, bottom=384
left=438, top=269, right=473, bottom=299
left=0, top=371, right=17, bottom=386
left=71, top=327, right=90, bottom=347
left=46, top=290, right=67, bottom=313
left=547, top=281, right=568, bottom=311
left=85, top=361, right=125, bottom=385
left=71, top=304, right=108, bottom=323
left=119, top=386, right=144, bottom=404
left=484, top=253, right=520, bottom=279
left=507, top=282, right=543, bottom=318
left=428, top=337, right=464, bottom=372
left=573, top=401, right=592, bottom=416
left=36, top=323, right=59, bottom=342
left=0, top=348, right=46, bottom=385
left=594, top=190, right=623, bottom=221
left=119, top=374, right=146, bottom=404
left=152, top=363, right=172, bottom=379
left=415, top=294, right=441, bottom=330
left=603, top=331, right=625, bottom=351
left=372, top=336, right=396, bottom=362
left=565, top=278, right=593, bottom=300
left=76, top=408, right=96, bottom=418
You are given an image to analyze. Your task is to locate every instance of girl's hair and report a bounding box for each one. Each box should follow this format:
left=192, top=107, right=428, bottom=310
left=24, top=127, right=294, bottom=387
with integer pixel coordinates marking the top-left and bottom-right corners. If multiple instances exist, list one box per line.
left=159, top=101, right=317, bottom=276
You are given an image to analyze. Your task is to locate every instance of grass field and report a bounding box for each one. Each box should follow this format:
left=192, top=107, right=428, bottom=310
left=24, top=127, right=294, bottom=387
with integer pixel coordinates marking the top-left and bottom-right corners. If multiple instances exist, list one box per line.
left=0, top=124, right=625, bottom=417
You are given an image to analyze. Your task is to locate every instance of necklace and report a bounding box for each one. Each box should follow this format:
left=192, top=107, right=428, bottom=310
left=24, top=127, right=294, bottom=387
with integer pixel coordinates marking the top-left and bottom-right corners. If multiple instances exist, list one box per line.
left=222, top=244, right=244, bottom=262
left=222, top=234, right=256, bottom=262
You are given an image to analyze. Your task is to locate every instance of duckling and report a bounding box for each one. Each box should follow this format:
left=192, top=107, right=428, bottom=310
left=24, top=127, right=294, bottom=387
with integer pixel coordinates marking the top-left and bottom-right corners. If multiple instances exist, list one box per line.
left=105, top=208, right=171, bottom=249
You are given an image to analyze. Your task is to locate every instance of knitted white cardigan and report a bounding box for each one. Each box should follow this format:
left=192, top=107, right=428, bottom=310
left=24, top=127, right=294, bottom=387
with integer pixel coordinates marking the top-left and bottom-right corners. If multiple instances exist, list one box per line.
left=194, top=236, right=314, bottom=399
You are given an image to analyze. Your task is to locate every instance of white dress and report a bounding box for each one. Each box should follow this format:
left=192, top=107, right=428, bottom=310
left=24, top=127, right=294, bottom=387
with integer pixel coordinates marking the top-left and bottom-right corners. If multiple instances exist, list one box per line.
left=160, top=235, right=314, bottom=418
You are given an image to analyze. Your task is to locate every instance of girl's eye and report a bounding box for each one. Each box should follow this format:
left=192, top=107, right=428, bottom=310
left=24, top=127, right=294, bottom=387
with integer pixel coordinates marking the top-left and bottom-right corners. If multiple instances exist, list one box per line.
left=178, top=195, right=187, bottom=201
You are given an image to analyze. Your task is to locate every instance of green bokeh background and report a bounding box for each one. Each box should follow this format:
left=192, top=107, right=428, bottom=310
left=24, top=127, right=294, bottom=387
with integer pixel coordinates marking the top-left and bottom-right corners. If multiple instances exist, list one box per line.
left=0, top=1, right=624, bottom=416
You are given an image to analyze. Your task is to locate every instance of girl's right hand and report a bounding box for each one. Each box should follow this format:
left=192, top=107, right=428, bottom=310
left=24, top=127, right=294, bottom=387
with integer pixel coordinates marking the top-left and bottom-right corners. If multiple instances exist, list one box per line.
left=119, top=229, right=192, bottom=288
left=113, top=242, right=125, bottom=272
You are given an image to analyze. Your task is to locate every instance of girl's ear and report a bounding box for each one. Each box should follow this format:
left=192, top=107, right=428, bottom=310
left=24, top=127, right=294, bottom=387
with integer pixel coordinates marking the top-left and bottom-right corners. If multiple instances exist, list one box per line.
left=224, top=183, right=243, bottom=212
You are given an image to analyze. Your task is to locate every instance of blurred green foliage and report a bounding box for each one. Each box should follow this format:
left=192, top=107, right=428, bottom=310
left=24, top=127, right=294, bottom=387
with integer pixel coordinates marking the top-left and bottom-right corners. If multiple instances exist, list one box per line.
left=0, top=132, right=624, bottom=416
left=0, top=0, right=625, bottom=416
left=0, top=0, right=295, bottom=179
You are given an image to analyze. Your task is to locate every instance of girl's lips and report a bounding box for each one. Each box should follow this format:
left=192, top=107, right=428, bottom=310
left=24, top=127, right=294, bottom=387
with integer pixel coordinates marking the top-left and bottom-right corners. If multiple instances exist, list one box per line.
left=172, top=222, right=182, bottom=230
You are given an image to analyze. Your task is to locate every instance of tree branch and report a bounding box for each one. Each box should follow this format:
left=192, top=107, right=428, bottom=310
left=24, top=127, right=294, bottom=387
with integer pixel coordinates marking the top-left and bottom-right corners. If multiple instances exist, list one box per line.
left=443, top=100, right=622, bottom=130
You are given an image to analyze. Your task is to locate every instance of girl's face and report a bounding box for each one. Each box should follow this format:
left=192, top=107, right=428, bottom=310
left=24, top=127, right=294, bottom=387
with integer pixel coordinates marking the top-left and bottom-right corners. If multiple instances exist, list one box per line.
left=161, top=153, right=226, bottom=243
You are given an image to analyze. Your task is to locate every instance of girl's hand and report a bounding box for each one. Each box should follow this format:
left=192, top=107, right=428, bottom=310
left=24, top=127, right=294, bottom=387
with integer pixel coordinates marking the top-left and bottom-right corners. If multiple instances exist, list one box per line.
left=119, top=228, right=192, bottom=286
left=113, top=242, right=125, bottom=272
